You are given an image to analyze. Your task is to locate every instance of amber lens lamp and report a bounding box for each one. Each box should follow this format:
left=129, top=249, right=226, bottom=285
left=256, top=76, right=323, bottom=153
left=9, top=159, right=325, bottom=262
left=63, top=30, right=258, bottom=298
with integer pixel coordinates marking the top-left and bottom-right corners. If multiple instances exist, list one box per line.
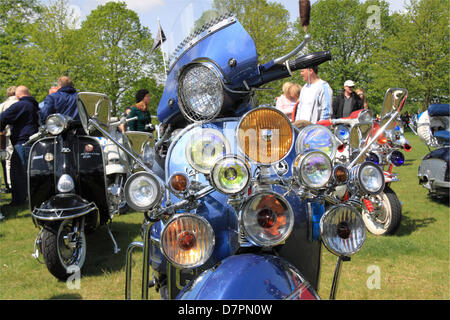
left=237, top=108, right=294, bottom=165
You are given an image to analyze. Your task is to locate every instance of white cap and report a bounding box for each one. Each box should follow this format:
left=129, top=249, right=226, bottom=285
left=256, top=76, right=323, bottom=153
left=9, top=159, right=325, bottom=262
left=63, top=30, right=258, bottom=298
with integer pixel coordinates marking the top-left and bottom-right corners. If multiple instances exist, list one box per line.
left=344, top=80, right=355, bottom=87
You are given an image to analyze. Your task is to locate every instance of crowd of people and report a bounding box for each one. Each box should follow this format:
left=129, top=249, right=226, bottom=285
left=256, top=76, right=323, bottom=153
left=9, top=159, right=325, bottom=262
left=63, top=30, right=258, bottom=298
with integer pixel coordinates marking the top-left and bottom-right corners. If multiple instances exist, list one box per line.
left=0, top=76, right=153, bottom=220
left=275, top=66, right=369, bottom=125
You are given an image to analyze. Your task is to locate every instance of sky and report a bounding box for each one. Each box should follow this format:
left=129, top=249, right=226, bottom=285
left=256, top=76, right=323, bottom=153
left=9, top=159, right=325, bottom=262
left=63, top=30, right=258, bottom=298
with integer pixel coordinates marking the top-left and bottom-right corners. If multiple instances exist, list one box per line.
left=42, top=0, right=410, bottom=37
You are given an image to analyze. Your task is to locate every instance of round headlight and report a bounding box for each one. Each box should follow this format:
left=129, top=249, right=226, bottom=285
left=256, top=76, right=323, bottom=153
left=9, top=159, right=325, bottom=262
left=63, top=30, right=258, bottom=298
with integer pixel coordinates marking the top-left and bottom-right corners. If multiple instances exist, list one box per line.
left=168, top=172, right=190, bottom=195
left=161, top=213, right=215, bottom=268
left=237, top=107, right=294, bottom=165
left=366, top=152, right=381, bottom=165
left=178, top=63, right=224, bottom=122
left=46, top=114, right=68, bottom=135
left=210, top=155, right=251, bottom=195
left=241, top=192, right=294, bottom=247
left=357, top=109, right=374, bottom=124
left=348, top=162, right=385, bottom=195
left=296, top=124, right=337, bottom=159
left=293, top=151, right=332, bottom=188
left=185, top=128, right=231, bottom=174
left=388, top=150, right=405, bottom=166
left=124, top=172, right=164, bottom=211
left=334, top=125, right=350, bottom=142
left=320, top=204, right=366, bottom=257
left=57, top=174, right=75, bottom=193
left=333, top=165, right=349, bottom=184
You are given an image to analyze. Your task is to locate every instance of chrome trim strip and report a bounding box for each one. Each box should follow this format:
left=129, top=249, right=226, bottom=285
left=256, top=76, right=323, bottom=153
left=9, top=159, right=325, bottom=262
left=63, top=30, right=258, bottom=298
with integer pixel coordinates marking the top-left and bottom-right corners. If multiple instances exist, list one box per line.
left=31, top=202, right=98, bottom=221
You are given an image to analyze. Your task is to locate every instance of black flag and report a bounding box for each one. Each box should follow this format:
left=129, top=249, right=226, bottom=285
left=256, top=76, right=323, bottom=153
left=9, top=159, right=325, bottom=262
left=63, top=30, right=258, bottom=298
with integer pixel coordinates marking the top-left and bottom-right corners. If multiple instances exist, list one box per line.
left=151, top=21, right=166, bottom=53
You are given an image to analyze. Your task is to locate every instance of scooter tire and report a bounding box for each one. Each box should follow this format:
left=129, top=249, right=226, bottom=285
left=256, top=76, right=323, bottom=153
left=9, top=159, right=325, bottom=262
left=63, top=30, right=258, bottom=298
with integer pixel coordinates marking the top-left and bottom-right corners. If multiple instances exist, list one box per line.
left=41, top=221, right=86, bottom=281
left=363, top=186, right=402, bottom=236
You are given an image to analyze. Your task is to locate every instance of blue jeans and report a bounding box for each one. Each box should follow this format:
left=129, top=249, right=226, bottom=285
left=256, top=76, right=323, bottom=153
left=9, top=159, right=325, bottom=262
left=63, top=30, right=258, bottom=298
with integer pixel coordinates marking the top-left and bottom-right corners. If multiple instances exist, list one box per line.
left=10, top=144, right=31, bottom=204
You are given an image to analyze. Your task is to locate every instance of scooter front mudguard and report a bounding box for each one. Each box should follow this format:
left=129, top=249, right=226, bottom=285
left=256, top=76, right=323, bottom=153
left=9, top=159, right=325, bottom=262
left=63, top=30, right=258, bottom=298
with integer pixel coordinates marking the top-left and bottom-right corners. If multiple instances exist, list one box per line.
left=176, top=253, right=319, bottom=300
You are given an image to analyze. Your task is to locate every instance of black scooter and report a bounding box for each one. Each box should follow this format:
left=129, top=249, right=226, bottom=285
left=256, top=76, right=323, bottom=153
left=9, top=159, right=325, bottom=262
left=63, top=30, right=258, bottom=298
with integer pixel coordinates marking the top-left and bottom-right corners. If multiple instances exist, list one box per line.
left=28, top=93, right=137, bottom=281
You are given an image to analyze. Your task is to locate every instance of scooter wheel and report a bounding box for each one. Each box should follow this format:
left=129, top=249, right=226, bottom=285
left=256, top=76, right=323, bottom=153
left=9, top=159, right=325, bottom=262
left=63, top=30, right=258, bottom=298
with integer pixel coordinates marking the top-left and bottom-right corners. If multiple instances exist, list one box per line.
left=362, top=186, right=402, bottom=236
left=41, top=220, right=87, bottom=281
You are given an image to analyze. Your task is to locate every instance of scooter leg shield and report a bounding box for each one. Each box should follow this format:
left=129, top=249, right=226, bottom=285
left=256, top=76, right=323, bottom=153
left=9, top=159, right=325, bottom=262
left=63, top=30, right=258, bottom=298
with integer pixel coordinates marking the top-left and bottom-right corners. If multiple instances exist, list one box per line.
left=176, top=253, right=319, bottom=300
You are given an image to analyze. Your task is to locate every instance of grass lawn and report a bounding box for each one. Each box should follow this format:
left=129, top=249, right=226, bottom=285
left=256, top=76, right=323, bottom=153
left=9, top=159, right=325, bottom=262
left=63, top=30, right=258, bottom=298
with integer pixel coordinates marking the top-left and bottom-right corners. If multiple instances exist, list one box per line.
left=0, top=131, right=448, bottom=300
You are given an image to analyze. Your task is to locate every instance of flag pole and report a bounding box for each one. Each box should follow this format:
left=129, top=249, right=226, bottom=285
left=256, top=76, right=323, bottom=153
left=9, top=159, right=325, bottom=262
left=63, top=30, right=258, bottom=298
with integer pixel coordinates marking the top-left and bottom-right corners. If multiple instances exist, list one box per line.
left=158, top=18, right=168, bottom=80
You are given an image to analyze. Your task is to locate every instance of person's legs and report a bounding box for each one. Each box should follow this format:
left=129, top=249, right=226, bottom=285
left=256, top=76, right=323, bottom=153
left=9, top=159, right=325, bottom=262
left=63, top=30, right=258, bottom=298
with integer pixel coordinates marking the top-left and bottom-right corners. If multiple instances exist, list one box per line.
left=10, top=145, right=27, bottom=205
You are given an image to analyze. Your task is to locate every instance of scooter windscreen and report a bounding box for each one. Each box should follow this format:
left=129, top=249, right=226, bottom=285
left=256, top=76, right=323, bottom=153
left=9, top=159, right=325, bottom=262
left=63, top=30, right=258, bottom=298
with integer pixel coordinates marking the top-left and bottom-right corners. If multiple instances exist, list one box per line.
left=157, top=0, right=259, bottom=126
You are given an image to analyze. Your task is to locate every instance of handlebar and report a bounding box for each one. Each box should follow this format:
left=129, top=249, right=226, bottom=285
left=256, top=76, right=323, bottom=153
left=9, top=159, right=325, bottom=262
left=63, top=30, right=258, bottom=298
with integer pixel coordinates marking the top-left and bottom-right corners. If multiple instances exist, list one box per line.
left=251, top=51, right=332, bottom=87
left=288, top=50, right=332, bottom=72
left=110, top=116, right=138, bottom=127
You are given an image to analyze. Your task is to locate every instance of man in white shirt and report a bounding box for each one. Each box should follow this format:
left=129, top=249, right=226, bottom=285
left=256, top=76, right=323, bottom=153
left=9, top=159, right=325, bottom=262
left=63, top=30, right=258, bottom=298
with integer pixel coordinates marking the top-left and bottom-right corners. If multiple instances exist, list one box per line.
left=293, top=65, right=333, bottom=123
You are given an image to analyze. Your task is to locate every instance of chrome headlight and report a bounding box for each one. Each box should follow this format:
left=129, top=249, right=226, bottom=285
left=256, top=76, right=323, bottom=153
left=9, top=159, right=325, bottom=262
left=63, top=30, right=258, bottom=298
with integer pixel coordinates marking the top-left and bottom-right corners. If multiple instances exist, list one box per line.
left=293, top=150, right=333, bottom=188
left=46, top=114, right=68, bottom=135
left=348, top=162, right=385, bottom=195
left=124, top=172, right=164, bottom=211
left=366, top=152, right=381, bottom=165
left=185, top=128, right=231, bottom=174
left=210, top=155, right=251, bottom=195
left=357, top=109, right=373, bottom=124
left=240, top=192, right=294, bottom=247
left=334, top=125, right=350, bottom=142
left=178, top=63, right=224, bottom=122
left=57, top=174, right=74, bottom=193
left=237, top=107, right=294, bottom=165
left=320, top=204, right=366, bottom=257
left=296, top=124, right=337, bottom=159
left=388, top=150, right=405, bottom=166
left=161, top=213, right=215, bottom=269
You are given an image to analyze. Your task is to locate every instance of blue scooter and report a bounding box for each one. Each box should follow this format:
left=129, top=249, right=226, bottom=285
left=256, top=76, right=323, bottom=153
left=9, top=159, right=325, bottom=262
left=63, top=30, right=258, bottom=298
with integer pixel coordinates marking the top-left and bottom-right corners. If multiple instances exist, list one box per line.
left=121, top=0, right=384, bottom=300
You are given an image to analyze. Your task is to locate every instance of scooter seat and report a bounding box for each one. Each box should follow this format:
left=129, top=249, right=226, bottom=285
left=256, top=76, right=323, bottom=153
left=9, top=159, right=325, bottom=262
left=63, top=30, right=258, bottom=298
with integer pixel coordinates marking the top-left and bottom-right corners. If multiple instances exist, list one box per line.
left=434, top=130, right=450, bottom=145
left=428, top=104, right=450, bottom=117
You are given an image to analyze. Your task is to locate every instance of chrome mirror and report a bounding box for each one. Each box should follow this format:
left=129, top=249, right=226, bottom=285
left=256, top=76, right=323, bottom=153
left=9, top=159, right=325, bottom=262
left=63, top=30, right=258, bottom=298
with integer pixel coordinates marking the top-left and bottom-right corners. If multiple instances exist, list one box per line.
left=380, top=88, right=408, bottom=130
left=124, top=131, right=156, bottom=169
left=77, top=92, right=111, bottom=135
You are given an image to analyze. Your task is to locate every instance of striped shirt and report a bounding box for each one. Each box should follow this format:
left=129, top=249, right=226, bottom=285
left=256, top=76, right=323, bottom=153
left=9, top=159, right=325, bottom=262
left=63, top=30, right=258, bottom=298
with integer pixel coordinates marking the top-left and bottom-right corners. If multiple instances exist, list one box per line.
left=294, top=79, right=333, bottom=123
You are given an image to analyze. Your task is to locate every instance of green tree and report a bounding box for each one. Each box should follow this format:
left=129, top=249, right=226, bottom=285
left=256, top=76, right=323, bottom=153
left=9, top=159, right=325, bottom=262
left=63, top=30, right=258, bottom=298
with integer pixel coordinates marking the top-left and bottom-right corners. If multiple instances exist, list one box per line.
left=0, top=0, right=41, bottom=99
left=18, top=0, right=81, bottom=102
left=77, top=1, right=163, bottom=116
left=371, top=0, right=449, bottom=112
left=290, top=0, right=393, bottom=112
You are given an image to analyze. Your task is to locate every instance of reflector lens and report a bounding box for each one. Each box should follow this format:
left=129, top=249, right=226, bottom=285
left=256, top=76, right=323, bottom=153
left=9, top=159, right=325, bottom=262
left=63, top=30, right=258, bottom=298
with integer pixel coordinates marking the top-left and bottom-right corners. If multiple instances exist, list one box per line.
left=124, top=172, right=164, bottom=211
left=238, top=108, right=293, bottom=164
left=389, top=150, right=405, bottom=166
left=161, top=214, right=215, bottom=268
left=241, top=192, right=294, bottom=247
left=377, top=134, right=388, bottom=145
left=169, top=173, right=189, bottom=194
left=366, top=152, right=380, bottom=165
left=293, top=151, right=332, bottom=188
left=211, top=156, right=250, bottom=195
left=333, top=165, right=349, bottom=184
left=296, top=124, right=337, bottom=159
left=320, top=205, right=366, bottom=257
left=186, top=128, right=230, bottom=174
left=361, top=165, right=383, bottom=193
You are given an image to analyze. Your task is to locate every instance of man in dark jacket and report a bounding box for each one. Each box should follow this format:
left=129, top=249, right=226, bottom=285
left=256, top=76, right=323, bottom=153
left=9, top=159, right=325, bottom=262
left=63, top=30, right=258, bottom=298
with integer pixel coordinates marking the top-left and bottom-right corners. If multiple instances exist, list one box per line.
left=0, top=86, right=39, bottom=206
left=40, top=76, right=79, bottom=122
left=332, top=80, right=364, bottom=119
